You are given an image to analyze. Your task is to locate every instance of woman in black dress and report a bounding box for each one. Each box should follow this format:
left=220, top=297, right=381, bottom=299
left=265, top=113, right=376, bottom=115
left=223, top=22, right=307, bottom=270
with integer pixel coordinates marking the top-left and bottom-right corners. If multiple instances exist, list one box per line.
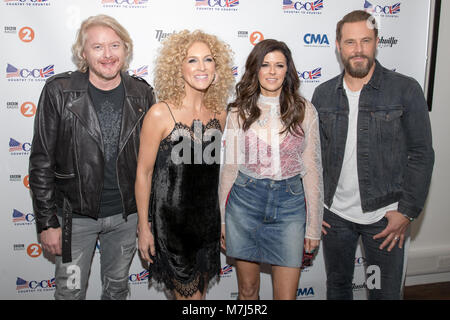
left=135, top=30, right=234, bottom=300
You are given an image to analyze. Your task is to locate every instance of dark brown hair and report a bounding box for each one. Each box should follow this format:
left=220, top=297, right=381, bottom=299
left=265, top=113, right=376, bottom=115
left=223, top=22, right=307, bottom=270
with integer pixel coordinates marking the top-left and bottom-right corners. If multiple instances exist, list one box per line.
left=336, top=10, right=378, bottom=42
left=228, top=39, right=305, bottom=136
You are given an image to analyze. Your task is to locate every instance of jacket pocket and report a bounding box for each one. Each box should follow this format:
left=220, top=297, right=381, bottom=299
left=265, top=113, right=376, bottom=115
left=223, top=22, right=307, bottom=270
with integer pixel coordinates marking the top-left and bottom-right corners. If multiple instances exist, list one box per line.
left=371, top=109, right=403, bottom=121
left=369, top=106, right=405, bottom=190
left=234, top=173, right=253, bottom=187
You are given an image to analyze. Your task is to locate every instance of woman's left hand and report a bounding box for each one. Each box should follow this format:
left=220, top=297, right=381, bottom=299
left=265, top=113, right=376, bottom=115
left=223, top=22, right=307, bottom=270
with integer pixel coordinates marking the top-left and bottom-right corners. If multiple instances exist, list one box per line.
left=304, top=238, right=320, bottom=254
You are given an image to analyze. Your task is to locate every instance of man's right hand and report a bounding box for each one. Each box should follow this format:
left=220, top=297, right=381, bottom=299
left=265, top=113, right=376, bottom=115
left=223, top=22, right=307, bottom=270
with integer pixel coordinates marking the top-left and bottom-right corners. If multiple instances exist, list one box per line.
left=40, top=227, right=62, bottom=255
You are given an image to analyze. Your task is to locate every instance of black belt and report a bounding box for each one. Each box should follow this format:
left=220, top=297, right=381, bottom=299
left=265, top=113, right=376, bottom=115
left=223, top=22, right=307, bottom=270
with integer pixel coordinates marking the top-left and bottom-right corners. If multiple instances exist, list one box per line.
left=61, top=198, right=73, bottom=263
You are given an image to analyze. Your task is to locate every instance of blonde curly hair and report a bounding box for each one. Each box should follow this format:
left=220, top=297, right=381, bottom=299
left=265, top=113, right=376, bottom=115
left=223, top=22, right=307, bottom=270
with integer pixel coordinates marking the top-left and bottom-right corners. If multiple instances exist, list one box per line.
left=154, top=30, right=234, bottom=113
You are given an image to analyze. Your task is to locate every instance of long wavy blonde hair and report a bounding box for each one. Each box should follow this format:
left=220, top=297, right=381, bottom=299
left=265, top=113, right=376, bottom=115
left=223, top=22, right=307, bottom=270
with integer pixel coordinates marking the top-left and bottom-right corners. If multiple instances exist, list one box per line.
left=154, top=30, right=234, bottom=113
left=72, top=14, right=133, bottom=73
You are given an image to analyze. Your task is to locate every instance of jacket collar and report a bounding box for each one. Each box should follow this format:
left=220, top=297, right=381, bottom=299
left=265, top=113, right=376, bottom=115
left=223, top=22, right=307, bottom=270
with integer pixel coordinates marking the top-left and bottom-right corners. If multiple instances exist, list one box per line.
left=335, top=59, right=383, bottom=91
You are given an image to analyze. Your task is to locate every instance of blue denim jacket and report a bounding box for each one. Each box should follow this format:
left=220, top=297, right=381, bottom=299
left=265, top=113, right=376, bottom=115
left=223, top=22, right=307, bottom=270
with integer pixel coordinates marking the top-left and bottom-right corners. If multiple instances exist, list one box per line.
left=311, top=60, right=434, bottom=219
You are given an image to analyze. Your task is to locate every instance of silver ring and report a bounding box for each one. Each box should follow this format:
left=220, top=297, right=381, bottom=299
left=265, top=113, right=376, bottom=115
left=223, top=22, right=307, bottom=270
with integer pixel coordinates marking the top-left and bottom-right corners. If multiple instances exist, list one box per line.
left=394, top=236, right=399, bottom=240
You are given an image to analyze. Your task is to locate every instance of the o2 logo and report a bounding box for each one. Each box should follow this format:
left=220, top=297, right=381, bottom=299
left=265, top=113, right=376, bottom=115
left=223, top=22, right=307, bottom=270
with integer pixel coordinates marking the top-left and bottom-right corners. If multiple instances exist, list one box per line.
left=250, top=31, right=264, bottom=46
left=19, top=27, right=35, bottom=43
left=27, top=243, right=42, bottom=258
left=20, top=102, right=36, bottom=117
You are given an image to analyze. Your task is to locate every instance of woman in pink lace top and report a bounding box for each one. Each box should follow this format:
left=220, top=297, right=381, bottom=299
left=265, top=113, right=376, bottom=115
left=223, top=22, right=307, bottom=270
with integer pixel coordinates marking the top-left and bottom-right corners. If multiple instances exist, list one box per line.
left=219, top=39, right=323, bottom=300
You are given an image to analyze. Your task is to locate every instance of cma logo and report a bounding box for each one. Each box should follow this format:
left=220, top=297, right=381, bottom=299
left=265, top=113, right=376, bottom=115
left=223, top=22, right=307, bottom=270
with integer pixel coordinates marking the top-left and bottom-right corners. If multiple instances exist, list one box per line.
left=304, top=33, right=329, bottom=46
left=283, top=0, right=323, bottom=12
left=297, top=286, right=315, bottom=298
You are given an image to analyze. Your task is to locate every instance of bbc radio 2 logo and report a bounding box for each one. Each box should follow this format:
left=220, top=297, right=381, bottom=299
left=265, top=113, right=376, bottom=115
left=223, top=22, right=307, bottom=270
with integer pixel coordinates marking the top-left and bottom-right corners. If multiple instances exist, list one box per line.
left=4, top=26, right=35, bottom=42
left=14, top=243, right=42, bottom=258
left=196, top=0, right=239, bottom=12
left=283, top=0, right=324, bottom=14
left=4, top=0, right=50, bottom=6
left=6, top=101, right=36, bottom=117
left=101, top=0, right=148, bottom=8
left=6, top=63, right=55, bottom=82
left=364, top=1, right=400, bottom=17
left=9, top=174, right=29, bottom=189
left=16, top=277, right=56, bottom=293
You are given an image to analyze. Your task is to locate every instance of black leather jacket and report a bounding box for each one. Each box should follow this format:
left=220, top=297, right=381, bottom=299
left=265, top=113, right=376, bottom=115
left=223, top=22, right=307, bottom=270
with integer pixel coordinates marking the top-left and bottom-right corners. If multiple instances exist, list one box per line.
left=29, top=70, right=155, bottom=235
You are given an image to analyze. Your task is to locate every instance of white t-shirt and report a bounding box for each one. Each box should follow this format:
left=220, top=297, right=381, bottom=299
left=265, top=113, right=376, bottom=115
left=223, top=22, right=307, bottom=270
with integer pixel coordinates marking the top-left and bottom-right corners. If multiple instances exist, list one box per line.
left=326, top=80, right=398, bottom=224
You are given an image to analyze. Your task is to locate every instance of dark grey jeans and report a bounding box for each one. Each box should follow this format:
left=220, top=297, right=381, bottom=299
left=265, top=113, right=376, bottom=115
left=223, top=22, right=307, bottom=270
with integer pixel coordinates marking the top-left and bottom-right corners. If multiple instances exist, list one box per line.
left=322, top=208, right=404, bottom=300
left=55, top=213, right=137, bottom=300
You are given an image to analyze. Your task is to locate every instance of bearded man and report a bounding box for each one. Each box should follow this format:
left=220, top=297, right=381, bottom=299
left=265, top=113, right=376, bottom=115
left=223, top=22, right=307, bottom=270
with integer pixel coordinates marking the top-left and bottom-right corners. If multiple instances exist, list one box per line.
left=311, top=10, right=434, bottom=300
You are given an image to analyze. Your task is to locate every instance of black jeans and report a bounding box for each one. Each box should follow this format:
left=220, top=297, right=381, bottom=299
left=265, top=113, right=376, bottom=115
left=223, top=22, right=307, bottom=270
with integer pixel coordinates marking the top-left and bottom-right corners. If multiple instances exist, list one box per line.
left=322, top=208, right=404, bottom=300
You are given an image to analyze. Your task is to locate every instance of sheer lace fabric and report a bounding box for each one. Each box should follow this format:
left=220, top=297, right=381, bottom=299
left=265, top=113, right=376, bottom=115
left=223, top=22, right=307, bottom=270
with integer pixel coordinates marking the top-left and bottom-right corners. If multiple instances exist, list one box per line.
left=219, top=95, right=324, bottom=240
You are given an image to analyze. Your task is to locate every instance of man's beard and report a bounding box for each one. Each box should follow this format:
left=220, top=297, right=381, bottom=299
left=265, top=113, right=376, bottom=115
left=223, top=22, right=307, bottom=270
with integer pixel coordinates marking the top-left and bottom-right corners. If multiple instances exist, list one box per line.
left=342, top=54, right=375, bottom=79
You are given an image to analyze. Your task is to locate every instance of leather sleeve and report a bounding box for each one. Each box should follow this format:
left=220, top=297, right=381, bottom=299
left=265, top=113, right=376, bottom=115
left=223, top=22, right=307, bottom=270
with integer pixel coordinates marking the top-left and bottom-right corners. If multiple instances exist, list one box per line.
left=29, top=80, right=61, bottom=233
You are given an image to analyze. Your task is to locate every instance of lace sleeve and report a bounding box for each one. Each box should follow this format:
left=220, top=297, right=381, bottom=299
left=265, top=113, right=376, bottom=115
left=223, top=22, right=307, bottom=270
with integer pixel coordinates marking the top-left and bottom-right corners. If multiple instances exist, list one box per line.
left=301, top=101, right=324, bottom=240
left=218, top=111, right=240, bottom=224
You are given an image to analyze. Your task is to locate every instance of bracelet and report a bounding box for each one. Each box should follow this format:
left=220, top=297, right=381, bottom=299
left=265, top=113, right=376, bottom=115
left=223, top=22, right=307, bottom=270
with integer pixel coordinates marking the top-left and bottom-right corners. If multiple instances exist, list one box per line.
left=401, top=213, right=414, bottom=222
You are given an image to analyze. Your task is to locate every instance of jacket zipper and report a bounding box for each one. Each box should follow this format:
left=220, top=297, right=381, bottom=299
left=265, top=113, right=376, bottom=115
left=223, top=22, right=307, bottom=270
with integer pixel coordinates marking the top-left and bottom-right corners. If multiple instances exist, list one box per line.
left=117, top=108, right=145, bottom=219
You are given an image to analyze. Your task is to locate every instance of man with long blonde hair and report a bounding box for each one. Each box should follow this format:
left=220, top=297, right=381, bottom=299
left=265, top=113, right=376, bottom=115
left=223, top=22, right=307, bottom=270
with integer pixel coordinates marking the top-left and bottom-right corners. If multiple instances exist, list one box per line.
left=29, top=14, right=155, bottom=299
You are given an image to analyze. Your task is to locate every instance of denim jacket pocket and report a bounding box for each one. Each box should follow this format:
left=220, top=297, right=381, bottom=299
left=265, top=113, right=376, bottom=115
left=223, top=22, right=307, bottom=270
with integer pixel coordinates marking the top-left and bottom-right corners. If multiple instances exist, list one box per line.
left=371, top=109, right=403, bottom=122
left=369, top=106, right=405, bottom=188
left=370, top=107, right=403, bottom=142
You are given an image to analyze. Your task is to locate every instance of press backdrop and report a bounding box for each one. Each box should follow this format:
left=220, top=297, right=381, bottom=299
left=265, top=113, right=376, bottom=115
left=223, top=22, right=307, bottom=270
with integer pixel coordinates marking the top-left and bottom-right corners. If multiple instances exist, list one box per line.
left=0, top=0, right=432, bottom=299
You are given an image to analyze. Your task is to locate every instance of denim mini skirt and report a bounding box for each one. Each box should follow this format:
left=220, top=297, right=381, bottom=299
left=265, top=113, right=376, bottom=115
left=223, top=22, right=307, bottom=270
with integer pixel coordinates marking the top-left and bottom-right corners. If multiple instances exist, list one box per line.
left=225, top=171, right=306, bottom=268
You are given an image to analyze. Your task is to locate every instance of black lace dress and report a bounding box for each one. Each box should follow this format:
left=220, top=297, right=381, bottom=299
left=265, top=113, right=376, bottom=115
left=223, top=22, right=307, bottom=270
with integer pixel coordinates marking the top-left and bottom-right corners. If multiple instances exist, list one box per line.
left=149, top=108, right=222, bottom=297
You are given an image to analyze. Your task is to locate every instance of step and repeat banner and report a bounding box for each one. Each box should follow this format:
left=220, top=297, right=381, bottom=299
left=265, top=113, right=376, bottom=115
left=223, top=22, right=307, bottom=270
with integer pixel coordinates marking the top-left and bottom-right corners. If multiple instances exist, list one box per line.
left=1, top=0, right=431, bottom=300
